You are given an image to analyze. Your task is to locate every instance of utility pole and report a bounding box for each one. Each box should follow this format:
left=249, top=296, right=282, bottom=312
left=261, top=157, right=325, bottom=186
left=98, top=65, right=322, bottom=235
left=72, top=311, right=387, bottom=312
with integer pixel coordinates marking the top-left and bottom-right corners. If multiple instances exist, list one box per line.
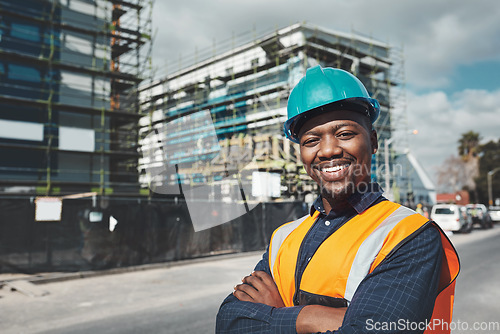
left=384, top=130, right=418, bottom=203
left=487, top=167, right=500, bottom=206
left=384, top=137, right=395, bottom=201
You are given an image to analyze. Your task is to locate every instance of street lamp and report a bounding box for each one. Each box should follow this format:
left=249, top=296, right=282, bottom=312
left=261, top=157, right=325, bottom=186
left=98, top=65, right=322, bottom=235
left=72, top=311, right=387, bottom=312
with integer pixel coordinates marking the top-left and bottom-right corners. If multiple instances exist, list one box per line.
left=487, top=167, right=500, bottom=206
left=383, top=130, right=419, bottom=202
left=384, top=137, right=395, bottom=200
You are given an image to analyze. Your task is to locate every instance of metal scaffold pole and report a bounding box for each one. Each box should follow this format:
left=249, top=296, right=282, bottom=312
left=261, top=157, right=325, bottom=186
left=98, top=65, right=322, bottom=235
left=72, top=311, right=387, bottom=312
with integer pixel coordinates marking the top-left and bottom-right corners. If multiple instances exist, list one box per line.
left=0, top=0, right=152, bottom=197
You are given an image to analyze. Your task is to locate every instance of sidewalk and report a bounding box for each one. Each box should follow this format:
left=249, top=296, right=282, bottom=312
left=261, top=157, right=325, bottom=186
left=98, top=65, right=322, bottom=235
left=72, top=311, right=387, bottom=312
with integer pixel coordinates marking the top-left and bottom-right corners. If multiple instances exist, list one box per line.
left=2, top=226, right=500, bottom=334
left=0, top=249, right=264, bottom=285
left=1, top=250, right=263, bottom=334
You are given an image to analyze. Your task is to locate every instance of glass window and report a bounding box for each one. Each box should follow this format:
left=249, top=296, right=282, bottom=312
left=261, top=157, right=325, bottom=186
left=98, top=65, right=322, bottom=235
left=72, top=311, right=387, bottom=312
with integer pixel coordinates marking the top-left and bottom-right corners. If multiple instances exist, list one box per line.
left=8, top=64, right=40, bottom=82
left=59, top=127, right=95, bottom=152
left=10, top=22, right=40, bottom=42
left=435, top=208, right=454, bottom=215
left=0, top=119, right=44, bottom=141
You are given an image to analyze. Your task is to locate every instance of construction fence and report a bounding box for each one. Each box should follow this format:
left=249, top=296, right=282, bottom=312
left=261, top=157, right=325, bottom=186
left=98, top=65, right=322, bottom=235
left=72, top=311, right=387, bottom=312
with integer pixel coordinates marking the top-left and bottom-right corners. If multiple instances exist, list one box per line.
left=0, top=196, right=307, bottom=274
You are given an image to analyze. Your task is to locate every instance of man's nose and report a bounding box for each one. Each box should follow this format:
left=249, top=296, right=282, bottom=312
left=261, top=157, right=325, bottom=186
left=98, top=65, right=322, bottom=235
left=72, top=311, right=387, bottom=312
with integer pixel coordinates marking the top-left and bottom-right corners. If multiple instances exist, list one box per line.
left=317, top=136, right=342, bottom=160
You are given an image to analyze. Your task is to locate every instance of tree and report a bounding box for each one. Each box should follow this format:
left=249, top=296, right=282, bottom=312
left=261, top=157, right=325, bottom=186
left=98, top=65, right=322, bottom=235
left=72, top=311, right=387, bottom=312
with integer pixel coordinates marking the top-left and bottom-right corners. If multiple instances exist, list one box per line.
left=437, top=131, right=498, bottom=204
left=458, top=131, right=481, bottom=160
left=457, top=131, right=480, bottom=201
left=475, top=139, right=500, bottom=205
left=436, top=155, right=469, bottom=193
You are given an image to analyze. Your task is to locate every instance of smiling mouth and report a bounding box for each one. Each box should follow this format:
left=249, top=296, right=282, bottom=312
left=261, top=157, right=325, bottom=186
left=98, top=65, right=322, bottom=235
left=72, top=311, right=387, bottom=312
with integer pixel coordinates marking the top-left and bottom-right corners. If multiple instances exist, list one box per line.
left=320, top=164, right=350, bottom=173
left=313, top=162, right=352, bottom=182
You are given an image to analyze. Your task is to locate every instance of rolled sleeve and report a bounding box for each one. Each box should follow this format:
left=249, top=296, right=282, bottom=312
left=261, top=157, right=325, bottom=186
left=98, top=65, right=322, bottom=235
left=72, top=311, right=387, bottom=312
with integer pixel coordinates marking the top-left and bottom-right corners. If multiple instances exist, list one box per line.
left=216, top=294, right=305, bottom=333
left=271, top=304, right=306, bottom=333
left=216, top=248, right=305, bottom=333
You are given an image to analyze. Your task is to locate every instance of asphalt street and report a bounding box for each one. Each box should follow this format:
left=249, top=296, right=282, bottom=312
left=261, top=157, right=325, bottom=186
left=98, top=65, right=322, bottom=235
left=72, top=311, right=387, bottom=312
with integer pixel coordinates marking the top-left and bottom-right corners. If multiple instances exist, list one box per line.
left=2, top=226, right=500, bottom=334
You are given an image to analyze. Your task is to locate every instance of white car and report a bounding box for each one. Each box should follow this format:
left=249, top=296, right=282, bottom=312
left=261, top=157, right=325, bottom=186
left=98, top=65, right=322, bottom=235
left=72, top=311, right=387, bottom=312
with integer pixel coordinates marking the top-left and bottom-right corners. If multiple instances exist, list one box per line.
left=430, top=204, right=472, bottom=233
left=466, top=204, right=493, bottom=229
left=489, top=206, right=500, bottom=223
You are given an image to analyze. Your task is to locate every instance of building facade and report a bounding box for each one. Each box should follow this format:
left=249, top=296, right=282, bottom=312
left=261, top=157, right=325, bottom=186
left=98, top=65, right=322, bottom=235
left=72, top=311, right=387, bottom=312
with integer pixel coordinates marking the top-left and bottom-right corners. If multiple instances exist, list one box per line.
left=394, top=152, right=437, bottom=208
left=0, top=0, right=152, bottom=197
left=139, top=23, right=402, bottom=202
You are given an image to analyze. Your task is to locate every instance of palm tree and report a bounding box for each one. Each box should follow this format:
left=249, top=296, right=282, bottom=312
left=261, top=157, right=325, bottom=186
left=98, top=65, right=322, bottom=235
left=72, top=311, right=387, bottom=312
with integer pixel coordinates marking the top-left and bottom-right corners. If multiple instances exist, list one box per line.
left=458, top=131, right=480, bottom=161
left=458, top=131, right=481, bottom=202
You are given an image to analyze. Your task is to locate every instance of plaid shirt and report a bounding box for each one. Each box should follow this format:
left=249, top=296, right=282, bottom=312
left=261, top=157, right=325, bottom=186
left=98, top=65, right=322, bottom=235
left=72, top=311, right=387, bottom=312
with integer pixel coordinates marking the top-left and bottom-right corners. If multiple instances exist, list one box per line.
left=216, top=183, right=443, bottom=333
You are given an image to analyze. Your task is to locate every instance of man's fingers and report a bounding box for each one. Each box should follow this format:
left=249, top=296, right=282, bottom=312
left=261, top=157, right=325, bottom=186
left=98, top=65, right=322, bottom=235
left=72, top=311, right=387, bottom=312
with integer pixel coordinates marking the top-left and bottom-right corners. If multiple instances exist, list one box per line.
left=242, top=274, right=265, bottom=291
left=233, top=288, right=252, bottom=302
left=251, top=271, right=275, bottom=286
left=233, top=283, right=257, bottom=301
left=234, top=273, right=285, bottom=308
left=250, top=271, right=285, bottom=308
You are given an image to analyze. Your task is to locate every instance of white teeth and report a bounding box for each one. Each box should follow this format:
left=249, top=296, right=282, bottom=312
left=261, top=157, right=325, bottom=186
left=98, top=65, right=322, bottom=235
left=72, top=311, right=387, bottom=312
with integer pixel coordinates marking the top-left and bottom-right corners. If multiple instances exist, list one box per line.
left=321, top=165, right=348, bottom=173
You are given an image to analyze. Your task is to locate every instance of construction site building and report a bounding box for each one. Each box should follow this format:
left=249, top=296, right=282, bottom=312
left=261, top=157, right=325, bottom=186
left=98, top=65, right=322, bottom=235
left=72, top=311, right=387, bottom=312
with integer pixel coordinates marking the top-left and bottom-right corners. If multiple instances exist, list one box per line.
left=139, top=23, right=405, bottom=202
left=0, top=0, right=152, bottom=197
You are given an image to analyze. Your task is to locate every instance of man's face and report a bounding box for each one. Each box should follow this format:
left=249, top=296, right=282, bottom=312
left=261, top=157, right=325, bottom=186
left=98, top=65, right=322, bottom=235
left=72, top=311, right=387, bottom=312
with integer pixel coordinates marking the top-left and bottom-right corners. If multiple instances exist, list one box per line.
left=298, top=110, right=378, bottom=202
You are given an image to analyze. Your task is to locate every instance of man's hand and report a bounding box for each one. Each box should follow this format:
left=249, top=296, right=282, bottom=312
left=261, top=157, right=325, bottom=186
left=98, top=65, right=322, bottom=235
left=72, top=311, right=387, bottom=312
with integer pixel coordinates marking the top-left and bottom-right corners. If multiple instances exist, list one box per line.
left=296, top=305, right=347, bottom=333
left=233, top=271, right=285, bottom=308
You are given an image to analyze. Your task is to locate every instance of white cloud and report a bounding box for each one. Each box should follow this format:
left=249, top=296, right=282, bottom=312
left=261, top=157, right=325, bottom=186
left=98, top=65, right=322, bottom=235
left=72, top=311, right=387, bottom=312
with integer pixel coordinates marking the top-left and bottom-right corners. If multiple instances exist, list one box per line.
left=403, top=5, right=500, bottom=89
left=150, top=0, right=500, bottom=186
left=407, top=88, right=500, bottom=181
left=152, top=0, right=500, bottom=89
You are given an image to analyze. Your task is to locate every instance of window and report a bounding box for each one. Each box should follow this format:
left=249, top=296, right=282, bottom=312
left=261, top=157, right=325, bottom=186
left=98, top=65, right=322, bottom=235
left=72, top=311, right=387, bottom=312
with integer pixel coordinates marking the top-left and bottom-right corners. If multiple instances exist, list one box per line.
left=0, top=119, right=44, bottom=141
left=59, top=127, right=95, bottom=152
left=10, top=22, right=40, bottom=42
left=8, top=64, right=40, bottom=82
left=435, top=208, right=454, bottom=215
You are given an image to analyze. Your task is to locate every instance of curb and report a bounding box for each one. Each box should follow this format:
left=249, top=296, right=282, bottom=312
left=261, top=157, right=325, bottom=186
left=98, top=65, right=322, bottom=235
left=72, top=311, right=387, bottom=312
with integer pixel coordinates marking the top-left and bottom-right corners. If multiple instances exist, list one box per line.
left=0, top=249, right=264, bottom=286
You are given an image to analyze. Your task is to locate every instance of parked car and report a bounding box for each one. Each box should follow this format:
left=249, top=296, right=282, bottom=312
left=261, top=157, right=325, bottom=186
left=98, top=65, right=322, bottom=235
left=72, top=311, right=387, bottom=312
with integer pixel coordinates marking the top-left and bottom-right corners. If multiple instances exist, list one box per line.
left=488, top=206, right=500, bottom=223
left=431, top=204, right=472, bottom=233
left=466, top=204, right=493, bottom=229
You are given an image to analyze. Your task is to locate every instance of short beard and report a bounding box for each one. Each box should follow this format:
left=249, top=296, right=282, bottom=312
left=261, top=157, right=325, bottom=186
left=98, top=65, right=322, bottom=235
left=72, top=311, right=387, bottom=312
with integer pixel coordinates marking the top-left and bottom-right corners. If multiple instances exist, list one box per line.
left=319, top=179, right=356, bottom=204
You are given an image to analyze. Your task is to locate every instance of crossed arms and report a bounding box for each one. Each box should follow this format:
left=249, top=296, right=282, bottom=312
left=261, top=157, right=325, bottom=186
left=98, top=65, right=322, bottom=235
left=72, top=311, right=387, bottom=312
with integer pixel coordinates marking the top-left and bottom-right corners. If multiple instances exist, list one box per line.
left=216, top=225, right=443, bottom=334
left=234, top=270, right=346, bottom=333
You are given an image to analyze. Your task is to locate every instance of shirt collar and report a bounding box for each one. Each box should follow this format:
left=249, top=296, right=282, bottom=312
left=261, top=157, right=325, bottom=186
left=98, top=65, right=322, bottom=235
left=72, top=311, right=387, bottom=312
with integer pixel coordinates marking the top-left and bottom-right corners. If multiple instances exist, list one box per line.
left=310, top=182, right=384, bottom=217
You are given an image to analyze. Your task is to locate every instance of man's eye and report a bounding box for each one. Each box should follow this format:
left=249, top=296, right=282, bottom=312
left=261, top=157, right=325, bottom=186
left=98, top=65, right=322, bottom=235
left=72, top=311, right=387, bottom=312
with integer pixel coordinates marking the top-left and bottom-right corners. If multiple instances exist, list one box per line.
left=302, top=138, right=318, bottom=146
left=338, top=132, right=355, bottom=138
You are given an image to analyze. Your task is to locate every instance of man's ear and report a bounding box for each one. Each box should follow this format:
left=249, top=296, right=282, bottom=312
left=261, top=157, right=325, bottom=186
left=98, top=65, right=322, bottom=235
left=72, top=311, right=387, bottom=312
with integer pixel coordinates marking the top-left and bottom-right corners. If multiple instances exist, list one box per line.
left=370, top=129, right=378, bottom=154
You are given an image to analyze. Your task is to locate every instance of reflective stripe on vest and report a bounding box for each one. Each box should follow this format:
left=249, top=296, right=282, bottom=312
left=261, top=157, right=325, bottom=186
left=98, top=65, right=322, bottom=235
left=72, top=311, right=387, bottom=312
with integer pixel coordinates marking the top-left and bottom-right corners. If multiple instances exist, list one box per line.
left=344, top=205, right=417, bottom=301
left=269, top=213, right=310, bottom=278
left=269, top=200, right=460, bottom=334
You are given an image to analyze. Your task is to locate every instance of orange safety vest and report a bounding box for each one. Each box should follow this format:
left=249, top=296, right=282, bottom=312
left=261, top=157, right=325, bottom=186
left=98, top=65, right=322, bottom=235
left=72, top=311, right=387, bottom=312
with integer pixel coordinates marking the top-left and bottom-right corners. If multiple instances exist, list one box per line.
left=269, top=201, right=460, bottom=334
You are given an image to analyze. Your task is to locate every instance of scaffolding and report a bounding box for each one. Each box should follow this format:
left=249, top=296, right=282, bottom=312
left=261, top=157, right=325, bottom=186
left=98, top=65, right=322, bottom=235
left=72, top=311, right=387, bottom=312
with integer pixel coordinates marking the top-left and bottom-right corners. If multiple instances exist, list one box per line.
left=385, top=44, right=411, bottom=201
left=0, top=0, right=153, bottom=197
left=139, top=23, right=402, bottom=201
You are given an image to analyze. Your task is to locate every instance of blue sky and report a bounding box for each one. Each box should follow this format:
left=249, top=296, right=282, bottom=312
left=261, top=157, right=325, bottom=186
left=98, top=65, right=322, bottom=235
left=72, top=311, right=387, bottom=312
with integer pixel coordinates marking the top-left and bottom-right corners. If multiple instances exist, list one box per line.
left=409, top=60, right=500, bottom=96
left=443, top=60, right=500, bottom=94
left=151, top=0, right=500, bottom=183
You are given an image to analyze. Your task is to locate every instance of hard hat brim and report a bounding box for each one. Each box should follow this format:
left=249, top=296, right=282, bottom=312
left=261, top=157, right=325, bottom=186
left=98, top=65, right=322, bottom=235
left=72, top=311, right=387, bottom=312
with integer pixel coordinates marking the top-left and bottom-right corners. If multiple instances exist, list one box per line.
left=284, top=97, right=379, bottom=143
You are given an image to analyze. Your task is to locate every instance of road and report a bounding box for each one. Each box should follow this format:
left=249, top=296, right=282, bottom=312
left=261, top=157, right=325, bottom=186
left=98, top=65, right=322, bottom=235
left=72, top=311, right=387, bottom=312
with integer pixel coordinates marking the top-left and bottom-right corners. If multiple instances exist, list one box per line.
left=452, top=227, right=500, bottom=333
left=1, top=226, right=500, bottom=334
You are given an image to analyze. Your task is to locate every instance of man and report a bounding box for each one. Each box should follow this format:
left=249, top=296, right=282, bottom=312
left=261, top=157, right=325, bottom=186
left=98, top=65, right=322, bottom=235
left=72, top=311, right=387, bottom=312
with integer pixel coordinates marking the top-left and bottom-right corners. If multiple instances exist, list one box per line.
left=416, top=203, right=424, bottom=215
left=216, top=66, right=459, bottom=333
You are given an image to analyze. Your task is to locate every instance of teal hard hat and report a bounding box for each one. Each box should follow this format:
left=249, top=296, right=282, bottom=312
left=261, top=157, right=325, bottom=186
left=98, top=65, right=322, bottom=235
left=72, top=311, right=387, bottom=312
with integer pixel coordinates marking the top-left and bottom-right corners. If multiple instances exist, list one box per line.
left=284, top=65, right=380, bottom=143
